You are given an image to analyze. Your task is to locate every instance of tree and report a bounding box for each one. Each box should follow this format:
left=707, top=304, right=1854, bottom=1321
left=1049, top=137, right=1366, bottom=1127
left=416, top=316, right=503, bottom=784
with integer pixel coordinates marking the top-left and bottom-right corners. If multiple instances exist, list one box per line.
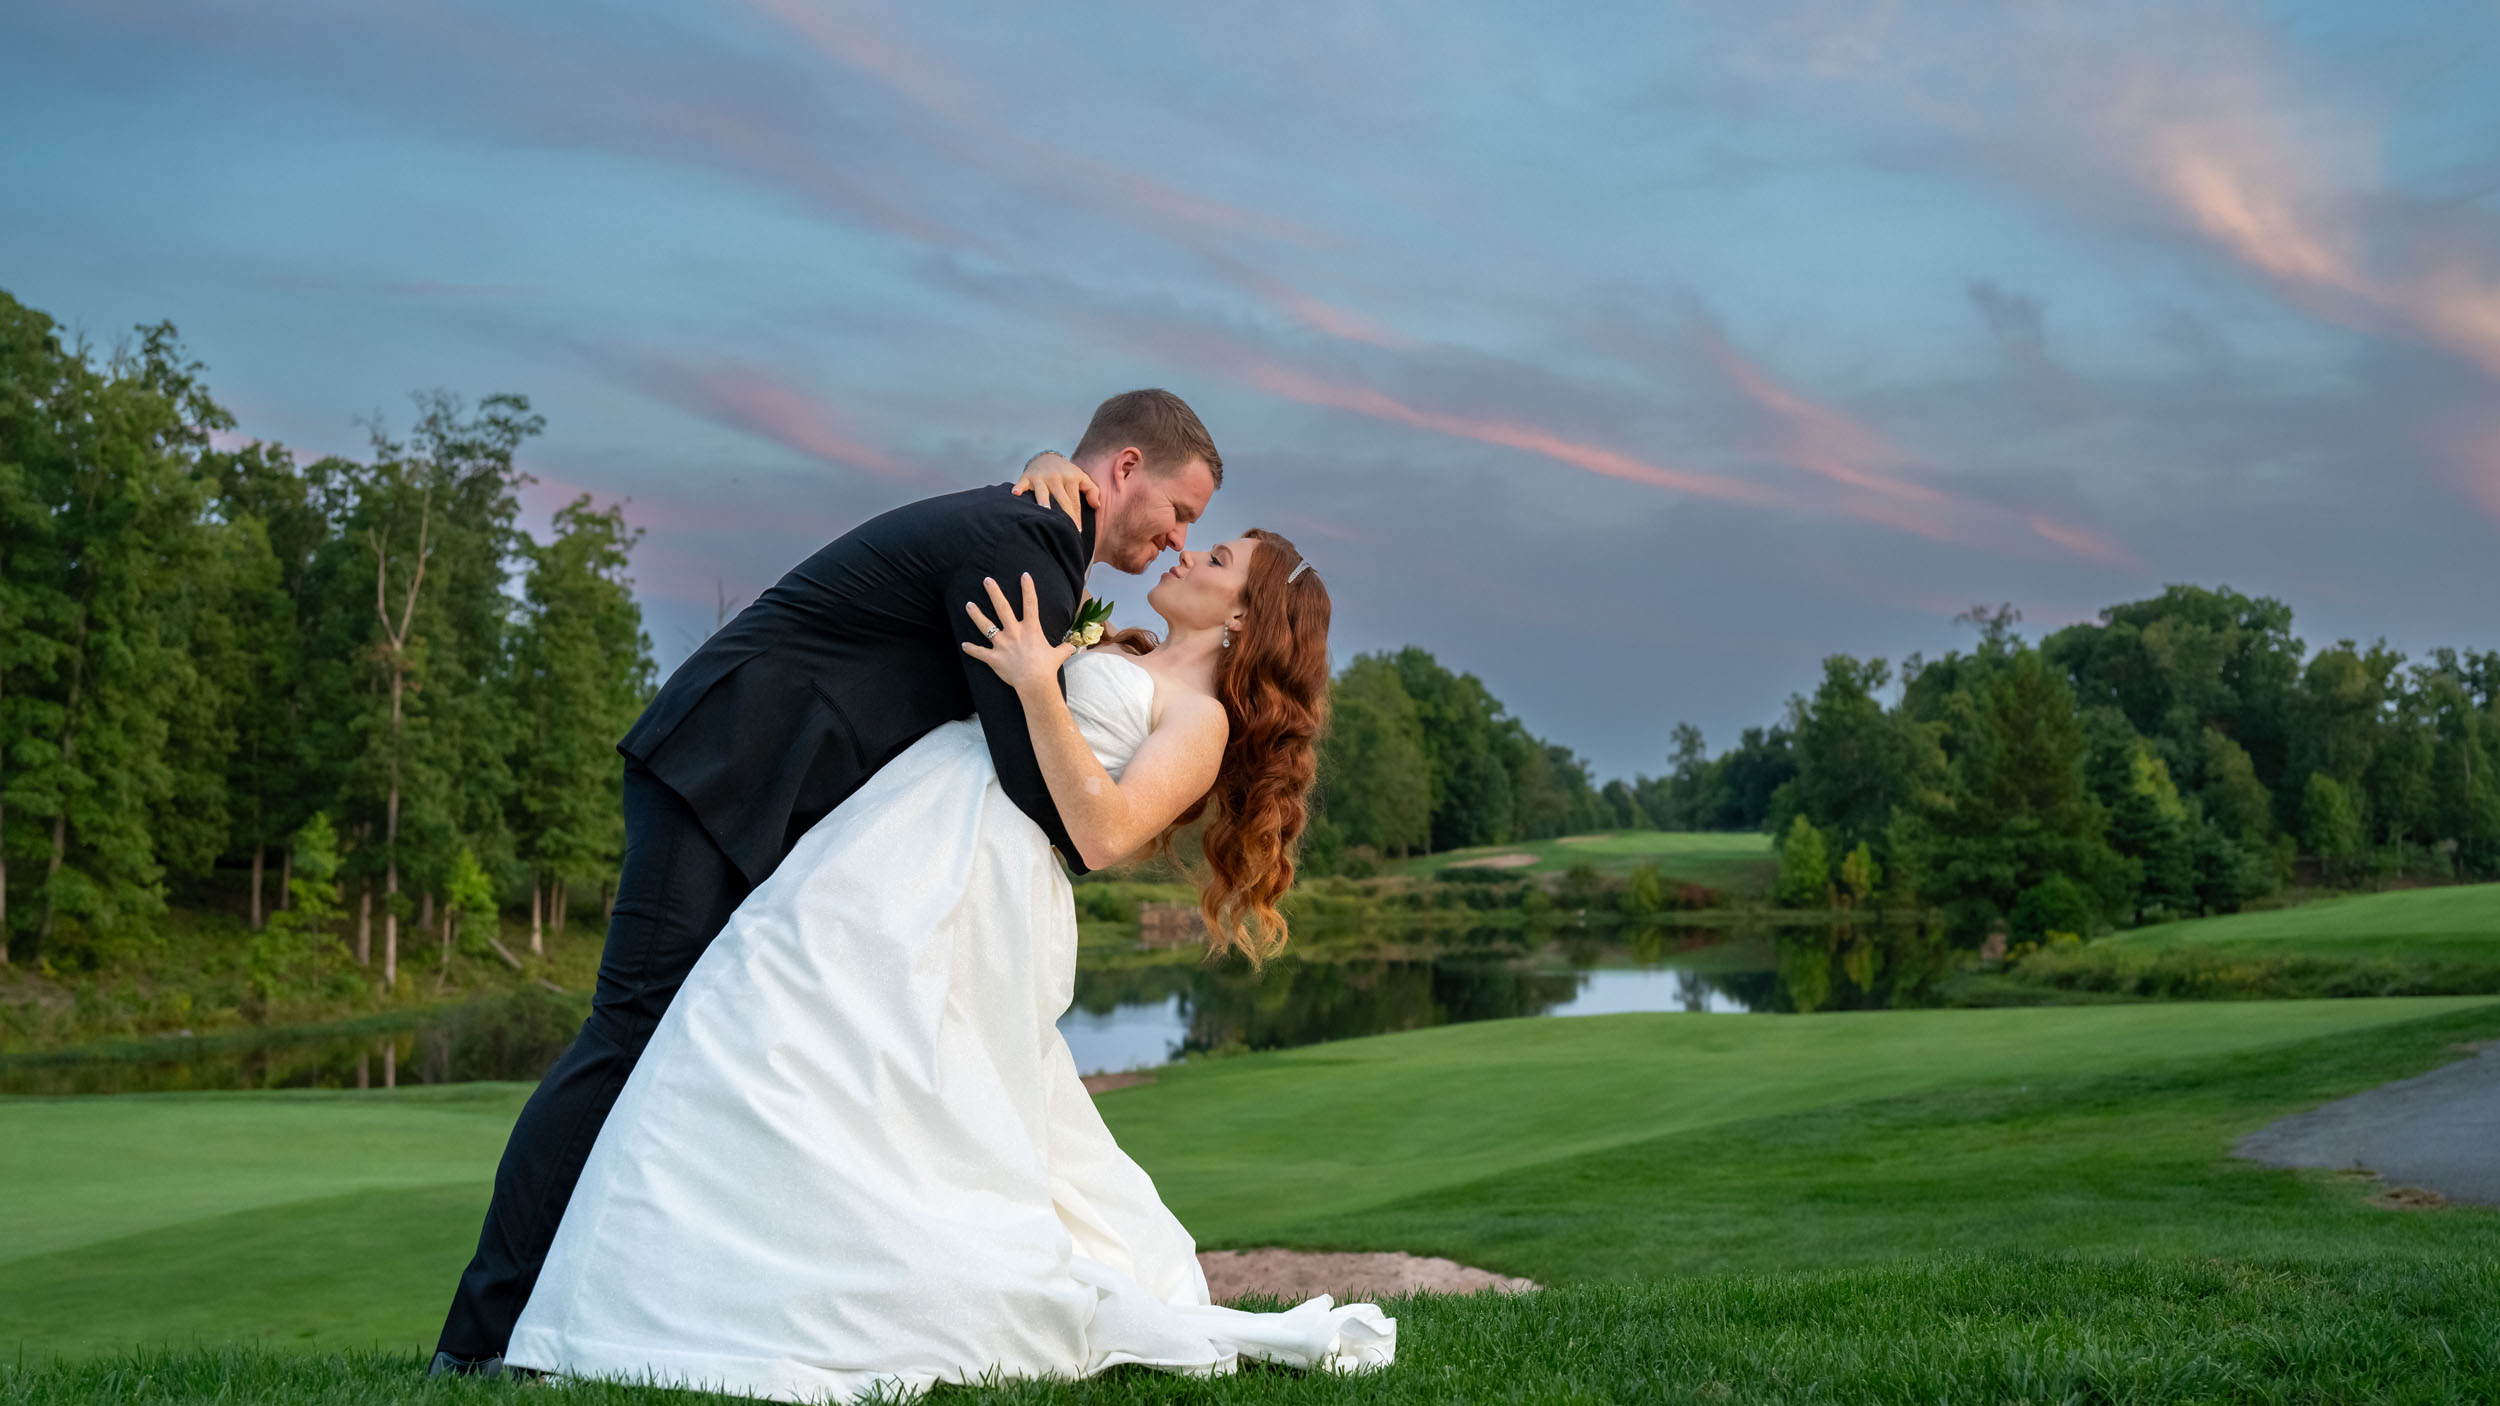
left=247, top=813, right=342, bottom=1012
left=2197, top=728, right=2273, bottom=847
left=9, top=318, right=225, bottom=959
left=1622, top=862, right=1666, bottom=915
left=0, top=294, right=77, bottom=963
left=2087, top=715, right=2195, bottom=922
left=2009, top=873, right=2093, bottom=945
left=1782, top=654, right=1942, bottom=870
left=365, top=462, right=433, bottom=992
left=1838, top=841, right=1881, bottom=909
left=1919, top=647, right=2119, bottom=943
left=1775, top=815, right=1831, bottom=909
left=444, top=844, right=499, bottom=972
left=510, top=496, right=654, bottom=949
left=208, top=438, right=322, bottom=930
left=2044, top=585, right=2303, bottom=809
left=1316, top=656, right=1432, bottom=857
left=2302, top=771, right=2364, bottom=886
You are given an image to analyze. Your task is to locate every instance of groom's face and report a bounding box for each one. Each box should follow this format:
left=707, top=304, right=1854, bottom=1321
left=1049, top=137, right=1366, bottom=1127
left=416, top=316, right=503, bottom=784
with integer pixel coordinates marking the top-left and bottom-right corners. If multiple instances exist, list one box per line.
left=1100, top=454, right=1217, bottom=574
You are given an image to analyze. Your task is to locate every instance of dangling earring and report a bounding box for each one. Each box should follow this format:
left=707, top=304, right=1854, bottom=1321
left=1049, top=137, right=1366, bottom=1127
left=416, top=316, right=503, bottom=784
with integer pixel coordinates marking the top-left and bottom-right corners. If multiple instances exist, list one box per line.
left=1220, top=622, right=1233, bottom=649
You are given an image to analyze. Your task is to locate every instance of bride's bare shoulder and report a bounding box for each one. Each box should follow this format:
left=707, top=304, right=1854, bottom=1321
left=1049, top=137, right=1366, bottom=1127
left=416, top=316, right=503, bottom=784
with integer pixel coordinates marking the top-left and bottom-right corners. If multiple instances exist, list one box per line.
left=1147, top=685, right=1224, bottom=739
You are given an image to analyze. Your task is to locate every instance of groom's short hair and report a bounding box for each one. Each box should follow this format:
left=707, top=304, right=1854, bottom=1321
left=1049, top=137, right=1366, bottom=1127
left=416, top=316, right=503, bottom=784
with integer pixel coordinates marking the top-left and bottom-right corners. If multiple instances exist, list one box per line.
left=1075, top=389, right=1223, bottom=487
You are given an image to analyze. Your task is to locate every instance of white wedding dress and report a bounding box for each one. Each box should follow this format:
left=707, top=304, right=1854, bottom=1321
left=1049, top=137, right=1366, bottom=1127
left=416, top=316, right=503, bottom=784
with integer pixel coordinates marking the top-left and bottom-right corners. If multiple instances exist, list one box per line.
left=506, top=651, right=1393, bottom=1402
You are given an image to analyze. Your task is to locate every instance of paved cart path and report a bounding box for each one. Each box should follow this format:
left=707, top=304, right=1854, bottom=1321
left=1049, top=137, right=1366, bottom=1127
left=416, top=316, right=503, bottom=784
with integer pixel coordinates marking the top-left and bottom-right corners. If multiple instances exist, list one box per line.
left=2236, top=1043, right=2500, bottom=1206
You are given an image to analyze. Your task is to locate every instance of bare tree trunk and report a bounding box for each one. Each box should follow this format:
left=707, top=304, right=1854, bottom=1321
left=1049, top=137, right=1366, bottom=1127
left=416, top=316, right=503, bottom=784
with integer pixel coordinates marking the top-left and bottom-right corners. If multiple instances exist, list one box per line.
left=278, top=844, right=292, bottom=912
left=530, top=874, right=544, bottom=957
left=383, top=670, right=403, bottom=991
left=38, top=615, right=86, bottom=955
left=369, top=490, right=430, bottom=993
left=554, top=880, right=569, bottom=941
left=383, top=1038, right=396, bottom=1089
left=250, top=845, right=265, bottom=931
left=418, top=888, right=433, bottom=936
left=357, top=1049, right=370, bottom=1089
left=356, top=882, right=372, bottom=966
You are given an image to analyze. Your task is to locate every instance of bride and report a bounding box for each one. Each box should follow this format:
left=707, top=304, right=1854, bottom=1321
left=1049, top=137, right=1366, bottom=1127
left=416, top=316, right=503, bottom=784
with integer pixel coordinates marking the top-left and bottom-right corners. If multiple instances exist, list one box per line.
left=503, top=512, right=1389, bottom=1400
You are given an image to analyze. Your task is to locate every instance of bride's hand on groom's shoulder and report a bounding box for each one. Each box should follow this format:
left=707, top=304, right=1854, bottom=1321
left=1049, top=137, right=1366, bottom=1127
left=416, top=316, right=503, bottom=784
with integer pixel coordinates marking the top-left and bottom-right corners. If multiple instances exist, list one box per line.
left=962, top=573, right=1078, bottom=694
left=1011, top=452, right=1097, bottom=532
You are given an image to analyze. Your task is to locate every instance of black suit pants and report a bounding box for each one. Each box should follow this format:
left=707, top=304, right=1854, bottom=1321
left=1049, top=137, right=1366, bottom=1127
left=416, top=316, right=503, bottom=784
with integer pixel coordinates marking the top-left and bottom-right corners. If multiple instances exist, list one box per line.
left=436, top=759, right=753, bottom=1360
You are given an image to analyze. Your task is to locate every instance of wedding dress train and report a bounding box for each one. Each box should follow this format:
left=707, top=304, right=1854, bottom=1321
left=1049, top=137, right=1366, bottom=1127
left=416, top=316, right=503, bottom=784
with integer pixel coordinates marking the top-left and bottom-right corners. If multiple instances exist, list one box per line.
left=506, top=651, right=1393, bottom=1401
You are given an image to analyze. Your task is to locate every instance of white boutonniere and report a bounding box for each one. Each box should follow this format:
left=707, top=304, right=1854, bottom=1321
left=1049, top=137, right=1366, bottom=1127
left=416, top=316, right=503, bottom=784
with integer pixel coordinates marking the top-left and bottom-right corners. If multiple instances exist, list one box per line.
left=1064, top=596, right=1113, bottom=648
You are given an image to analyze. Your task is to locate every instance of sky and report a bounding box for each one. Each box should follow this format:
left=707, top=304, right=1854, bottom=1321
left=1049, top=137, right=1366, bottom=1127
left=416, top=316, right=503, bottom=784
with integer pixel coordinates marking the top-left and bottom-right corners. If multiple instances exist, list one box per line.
left=4, top=0, right=2497, bottom=779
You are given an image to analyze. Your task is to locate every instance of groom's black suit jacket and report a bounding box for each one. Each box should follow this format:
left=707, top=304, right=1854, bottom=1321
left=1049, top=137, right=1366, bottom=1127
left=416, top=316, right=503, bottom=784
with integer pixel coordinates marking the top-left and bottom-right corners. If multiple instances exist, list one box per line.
left=620, top=484, right=1097, bottom=887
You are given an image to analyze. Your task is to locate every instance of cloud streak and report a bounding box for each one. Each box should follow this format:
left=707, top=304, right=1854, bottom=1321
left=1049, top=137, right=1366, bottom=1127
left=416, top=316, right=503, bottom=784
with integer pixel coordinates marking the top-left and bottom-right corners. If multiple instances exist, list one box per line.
left=1231, top=354, right=1788, bottom=506
left=1695, top=324, right=2139, bottom=566
left=618, top=352, right=916, bottom=483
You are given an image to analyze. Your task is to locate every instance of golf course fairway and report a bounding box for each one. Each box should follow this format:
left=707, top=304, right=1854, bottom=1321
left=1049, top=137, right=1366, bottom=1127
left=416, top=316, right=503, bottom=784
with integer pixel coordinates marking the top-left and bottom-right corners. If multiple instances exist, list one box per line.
left=5, top=997, right=2496, bottom=1376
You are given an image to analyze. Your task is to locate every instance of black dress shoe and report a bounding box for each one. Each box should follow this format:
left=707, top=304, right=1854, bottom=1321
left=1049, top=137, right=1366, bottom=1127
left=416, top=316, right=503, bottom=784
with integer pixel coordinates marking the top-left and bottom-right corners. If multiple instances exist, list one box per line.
left=429, top=1351, right=507, bottom=1377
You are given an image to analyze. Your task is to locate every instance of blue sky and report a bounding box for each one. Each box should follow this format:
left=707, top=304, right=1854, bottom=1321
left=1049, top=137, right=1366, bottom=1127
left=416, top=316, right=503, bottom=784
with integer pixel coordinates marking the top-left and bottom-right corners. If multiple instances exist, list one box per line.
left=4, top=0, right=2497, bottom=777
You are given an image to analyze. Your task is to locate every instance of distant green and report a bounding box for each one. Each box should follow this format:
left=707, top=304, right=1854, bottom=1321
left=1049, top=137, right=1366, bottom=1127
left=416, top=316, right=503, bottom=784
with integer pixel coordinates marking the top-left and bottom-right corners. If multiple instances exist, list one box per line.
left=2104, top=881, right=2500, bottom=962
left=1387, top=829, right=1774, bottom=890
left=1994, top=882, right=2500, bottom=1000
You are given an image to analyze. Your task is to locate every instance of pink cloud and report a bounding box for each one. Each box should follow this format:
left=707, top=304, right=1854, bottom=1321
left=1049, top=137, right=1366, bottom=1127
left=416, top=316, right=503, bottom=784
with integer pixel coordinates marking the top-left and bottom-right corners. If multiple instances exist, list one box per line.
left=736, top=0, right=1374, bottom=345
left=1975, top=19, right=2500, bottom=391
left=1697, top=326, right=2138, bottom=564
left=622, top=353, right=915, bottom=483
left=1234, top=356, right=1787, bottom=507
left=2022, top=513, right=2140, bottom=571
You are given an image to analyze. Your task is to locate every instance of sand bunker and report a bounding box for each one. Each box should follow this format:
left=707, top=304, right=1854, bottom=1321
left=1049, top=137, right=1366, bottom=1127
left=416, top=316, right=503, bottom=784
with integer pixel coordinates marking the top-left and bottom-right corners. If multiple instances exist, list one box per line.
left=1079, top=1071, right=1154, bottom=1094
left=1198, top=1249, right=1537, bottom=1303
left=2235, top=1041, right=2500, bottom=1207
left=1446, top=852, right=1539, bottom=870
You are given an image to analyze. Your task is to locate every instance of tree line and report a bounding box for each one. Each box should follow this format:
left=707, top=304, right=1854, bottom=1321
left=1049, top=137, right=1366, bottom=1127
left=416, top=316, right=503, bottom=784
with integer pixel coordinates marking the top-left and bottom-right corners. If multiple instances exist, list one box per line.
left=1307, top=648, right=1616, bottom=871
left=1756, top=595, right=2500, bottom=944
left=1311, top=592, right=2500, bottom=946
left=0, top=291, right=652, bottom=986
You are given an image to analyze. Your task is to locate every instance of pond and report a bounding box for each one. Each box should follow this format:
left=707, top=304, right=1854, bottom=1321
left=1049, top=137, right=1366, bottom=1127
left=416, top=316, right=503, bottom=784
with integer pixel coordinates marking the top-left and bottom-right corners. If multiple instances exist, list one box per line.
left=1057, top=945, right=1772, bottom=1076
left=5, top=923, right=1902, bottom=1095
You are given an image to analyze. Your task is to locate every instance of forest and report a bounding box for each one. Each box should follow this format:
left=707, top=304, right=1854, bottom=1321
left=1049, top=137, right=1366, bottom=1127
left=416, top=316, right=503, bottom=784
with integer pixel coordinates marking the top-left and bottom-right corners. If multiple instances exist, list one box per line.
left=7, top=286, right=2498, bottom=1007
left=0, top=292, right=650, bottom=990
left=1313, top=594, right=2500, bottom=951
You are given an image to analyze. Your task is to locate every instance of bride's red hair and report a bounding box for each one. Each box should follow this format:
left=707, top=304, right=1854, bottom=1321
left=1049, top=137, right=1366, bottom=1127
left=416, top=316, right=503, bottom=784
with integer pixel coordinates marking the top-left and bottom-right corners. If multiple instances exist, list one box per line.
left=1111, top=529, right=1330, bottom=964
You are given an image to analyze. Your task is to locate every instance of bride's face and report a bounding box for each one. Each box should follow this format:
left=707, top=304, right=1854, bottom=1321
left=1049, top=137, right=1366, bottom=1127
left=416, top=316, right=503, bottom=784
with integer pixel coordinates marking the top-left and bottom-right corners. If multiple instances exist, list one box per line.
left=1145, top=536, right=1258, bottom=635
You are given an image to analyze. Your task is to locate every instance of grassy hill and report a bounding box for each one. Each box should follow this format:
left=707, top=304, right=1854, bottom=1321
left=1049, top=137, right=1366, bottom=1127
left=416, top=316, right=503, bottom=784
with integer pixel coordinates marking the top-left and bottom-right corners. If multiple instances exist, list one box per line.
left=7, top=996, right=2495, bottom=1378
left=1386, top=830, right=1775, bottom=893
left=2106, top=882, right=2500, bottom=962
left=1999, top=883, right=2500, bottom=1001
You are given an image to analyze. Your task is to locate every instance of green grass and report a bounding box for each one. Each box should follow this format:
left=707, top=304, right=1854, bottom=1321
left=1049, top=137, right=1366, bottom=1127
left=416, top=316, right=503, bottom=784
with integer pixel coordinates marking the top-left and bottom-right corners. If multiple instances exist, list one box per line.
left=9, top=997, right=2496, bottom=1381
left=2107, top=882, right=2500, bottom=962
left=1103, top=998, right=2494, bottom=1243
left=1386, top=830, right=1775, bottom=891
left=1997, top=883, right=2500, bottom=1001
left=13, top=1254, right=2499, bottom=1404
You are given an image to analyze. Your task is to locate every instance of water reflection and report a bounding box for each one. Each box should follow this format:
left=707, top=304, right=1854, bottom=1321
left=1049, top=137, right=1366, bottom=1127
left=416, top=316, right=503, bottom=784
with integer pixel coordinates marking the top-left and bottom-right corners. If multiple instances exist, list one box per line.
left=8, top=921, right=1942, bottom=1094
left=0, top=985, right=586, bottom=1096
left=1055, top=944, right=1772, bottom=1077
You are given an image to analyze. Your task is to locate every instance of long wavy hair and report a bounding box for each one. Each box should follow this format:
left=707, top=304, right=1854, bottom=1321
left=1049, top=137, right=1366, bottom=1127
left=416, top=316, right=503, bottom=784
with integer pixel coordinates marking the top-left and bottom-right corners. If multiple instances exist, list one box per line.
left=1104, top=529, right=1331, bottom=964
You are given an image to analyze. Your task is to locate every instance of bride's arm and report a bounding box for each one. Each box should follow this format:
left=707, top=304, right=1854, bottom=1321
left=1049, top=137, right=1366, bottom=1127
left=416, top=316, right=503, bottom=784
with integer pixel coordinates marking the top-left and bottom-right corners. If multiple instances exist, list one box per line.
left=962, top=573, right=1224, bottom=870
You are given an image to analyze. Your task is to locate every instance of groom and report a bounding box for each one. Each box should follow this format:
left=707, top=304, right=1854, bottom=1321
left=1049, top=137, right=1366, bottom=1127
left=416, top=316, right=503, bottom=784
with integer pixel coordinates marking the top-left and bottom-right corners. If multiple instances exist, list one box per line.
left=433, top=389, right=1223, bottom=1374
